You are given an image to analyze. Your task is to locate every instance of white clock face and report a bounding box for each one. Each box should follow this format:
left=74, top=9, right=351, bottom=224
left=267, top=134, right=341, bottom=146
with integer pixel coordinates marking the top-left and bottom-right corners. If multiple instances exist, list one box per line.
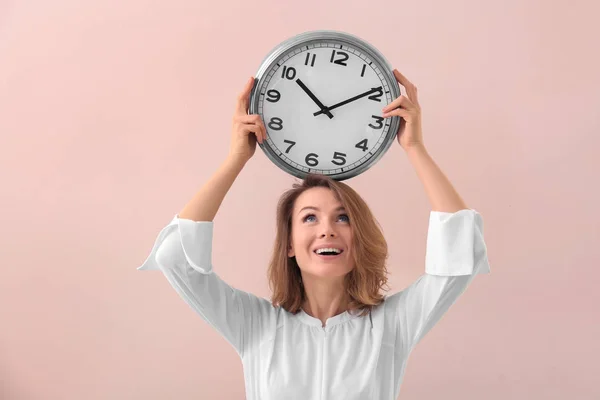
left=256, top=41, right=396, bottom=179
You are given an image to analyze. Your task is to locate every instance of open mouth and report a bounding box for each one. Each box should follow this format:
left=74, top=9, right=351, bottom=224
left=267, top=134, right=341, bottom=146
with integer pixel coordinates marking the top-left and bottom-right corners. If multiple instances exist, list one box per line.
left=313, top=249, right=344, bottom=259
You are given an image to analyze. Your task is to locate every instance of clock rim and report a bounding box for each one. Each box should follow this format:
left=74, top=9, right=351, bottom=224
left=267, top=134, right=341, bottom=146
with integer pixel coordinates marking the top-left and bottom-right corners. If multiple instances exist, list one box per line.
left=249, top=30, right=401, bottom=182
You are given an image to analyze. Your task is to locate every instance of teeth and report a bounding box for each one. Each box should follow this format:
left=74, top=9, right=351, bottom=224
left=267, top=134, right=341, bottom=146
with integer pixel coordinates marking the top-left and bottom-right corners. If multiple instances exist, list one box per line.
left=315, top=248, right=342, bottom=255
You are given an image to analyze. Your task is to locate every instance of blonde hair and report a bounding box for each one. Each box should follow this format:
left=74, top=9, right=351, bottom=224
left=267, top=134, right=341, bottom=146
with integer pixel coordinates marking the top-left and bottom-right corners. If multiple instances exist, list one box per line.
left=267, top=173, right=390, bottom=317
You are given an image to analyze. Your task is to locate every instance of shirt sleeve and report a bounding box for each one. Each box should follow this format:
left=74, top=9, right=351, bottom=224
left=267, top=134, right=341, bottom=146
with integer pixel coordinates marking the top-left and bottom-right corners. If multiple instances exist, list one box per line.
left=393, top=208, right=491, bottom=352
left=137, top=214, right=275, bottom=358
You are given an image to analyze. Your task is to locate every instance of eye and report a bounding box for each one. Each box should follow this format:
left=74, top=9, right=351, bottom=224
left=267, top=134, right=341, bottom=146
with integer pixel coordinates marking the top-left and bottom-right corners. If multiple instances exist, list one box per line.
left=302, top=213, right=350, bottom=223
left=302, top=214, right=316, bottom=223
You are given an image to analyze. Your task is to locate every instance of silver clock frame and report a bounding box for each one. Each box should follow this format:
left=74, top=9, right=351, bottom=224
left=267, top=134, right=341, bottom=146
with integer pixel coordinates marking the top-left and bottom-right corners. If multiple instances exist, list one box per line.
left=249, top=30, right=401, bottom=181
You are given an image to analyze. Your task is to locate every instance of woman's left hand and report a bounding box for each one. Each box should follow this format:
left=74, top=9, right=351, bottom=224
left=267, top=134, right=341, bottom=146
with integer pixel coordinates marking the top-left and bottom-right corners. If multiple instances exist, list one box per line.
left=382, top=69, right=423, bottom=150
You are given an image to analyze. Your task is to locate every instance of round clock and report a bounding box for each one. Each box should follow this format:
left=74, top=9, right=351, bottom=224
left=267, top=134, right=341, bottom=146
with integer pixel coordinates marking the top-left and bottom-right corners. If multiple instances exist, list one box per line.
left=249, top=30, right=401, bottom=181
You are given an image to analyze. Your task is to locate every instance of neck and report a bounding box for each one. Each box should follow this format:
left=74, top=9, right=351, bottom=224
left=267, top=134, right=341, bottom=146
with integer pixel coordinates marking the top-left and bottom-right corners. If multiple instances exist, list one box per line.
left=301, top=274, right=349, bottom=326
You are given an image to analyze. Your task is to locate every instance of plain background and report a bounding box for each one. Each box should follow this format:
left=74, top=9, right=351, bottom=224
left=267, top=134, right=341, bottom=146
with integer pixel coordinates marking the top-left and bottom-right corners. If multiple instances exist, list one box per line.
left=1, top=0, right=599, bottom=399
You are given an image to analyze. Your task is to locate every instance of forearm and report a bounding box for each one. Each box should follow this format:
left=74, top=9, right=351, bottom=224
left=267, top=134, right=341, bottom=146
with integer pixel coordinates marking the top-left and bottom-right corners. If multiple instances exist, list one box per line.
left=405, top=144, right=468, bottom=213
left=178, top=156, right=247, bottom=222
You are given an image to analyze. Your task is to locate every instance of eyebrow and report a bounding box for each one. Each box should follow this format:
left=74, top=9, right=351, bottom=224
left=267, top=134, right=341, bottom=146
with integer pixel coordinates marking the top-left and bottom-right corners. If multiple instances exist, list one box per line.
left=298, top=206, right=346, bottom=215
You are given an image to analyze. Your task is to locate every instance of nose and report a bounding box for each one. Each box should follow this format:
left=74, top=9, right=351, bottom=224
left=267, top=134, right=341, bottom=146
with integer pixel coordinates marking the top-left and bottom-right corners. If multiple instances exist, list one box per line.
left=319, top=222, right=337, bottom=238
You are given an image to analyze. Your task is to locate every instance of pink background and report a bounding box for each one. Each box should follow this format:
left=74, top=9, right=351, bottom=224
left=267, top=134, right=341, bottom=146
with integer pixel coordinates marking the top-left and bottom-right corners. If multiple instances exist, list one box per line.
left=1, top=0, right=599, bottom=399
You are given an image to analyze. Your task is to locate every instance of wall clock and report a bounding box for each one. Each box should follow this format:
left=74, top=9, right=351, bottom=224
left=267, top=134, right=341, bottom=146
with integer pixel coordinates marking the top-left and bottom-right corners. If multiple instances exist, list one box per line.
left=249, top=30, right=401, bottom=181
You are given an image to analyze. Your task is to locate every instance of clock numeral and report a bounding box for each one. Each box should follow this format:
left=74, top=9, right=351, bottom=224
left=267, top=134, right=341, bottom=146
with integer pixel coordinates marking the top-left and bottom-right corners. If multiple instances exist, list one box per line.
left=368, top=115, right=384, bottom=129
left=281, top=66, right=296, bottom=80
left=332, top=151, right=347, bottom=166
left=268, top=117, right=283, bottom=131
left=360, top=64, right=366, bottom=77
left=305, top=153, right=319, bottom=167
left=329, top=49, right=349, bottom=66
left=302, top=151, right=347, bottom=167
left=266, top=89, right=281, bottom=103
left=368, top=87, right=383, bottom=102
left=355, top=139, right=369, bottom=152
left=304, top=52, right=316, bottom=67
left=283, top=139, right=296, bottom=153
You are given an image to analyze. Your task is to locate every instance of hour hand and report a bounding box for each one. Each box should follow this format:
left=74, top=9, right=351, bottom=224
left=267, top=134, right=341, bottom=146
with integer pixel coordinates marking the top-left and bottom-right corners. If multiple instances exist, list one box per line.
left=295, top=78, right=334, bottom=119
left=313, top=86, right=382, bottom=116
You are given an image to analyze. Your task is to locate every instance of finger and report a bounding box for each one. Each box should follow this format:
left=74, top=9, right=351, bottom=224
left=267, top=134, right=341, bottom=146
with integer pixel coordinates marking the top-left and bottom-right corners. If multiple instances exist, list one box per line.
left=241, top=123, right=264, bottom=144
left=392, top=69, right=419, bottom=107
left=255, top=121, right=266, bottom=144
left=237, top=114, right=262, bottom=124
left=257, top=123, right=266, bottom=145
left=382, top=95, right=416, bottom=113
left=238, top=114, right=266, bottom=140
left=239, top=115, right=267, bottom=144
left=382, top=107, right=410, bottom=119
left=236, top=77, right=255, bottom=115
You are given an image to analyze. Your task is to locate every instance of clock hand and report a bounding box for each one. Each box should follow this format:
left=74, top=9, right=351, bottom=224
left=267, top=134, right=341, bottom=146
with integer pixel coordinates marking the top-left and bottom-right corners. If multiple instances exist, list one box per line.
left=295, top=79, right=334, bottom=119
left=313, top=86, right=383, bottom=117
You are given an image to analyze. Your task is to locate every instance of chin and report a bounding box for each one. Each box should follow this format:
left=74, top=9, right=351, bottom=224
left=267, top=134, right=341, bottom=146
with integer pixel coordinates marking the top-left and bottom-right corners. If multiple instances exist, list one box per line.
left=297, top=253, right=353, bottom=277
left=303, top=262, right=354, bottom=279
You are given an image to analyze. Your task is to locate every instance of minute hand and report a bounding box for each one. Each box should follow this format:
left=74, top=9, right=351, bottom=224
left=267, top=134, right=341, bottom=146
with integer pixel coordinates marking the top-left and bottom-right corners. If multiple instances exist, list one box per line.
left=313, top=86, right=382, bottom=116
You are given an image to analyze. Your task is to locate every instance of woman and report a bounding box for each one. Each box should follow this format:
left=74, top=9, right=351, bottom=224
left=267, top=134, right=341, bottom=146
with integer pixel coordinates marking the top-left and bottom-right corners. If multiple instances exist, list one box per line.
left=138, top=70, right=491, bottom=399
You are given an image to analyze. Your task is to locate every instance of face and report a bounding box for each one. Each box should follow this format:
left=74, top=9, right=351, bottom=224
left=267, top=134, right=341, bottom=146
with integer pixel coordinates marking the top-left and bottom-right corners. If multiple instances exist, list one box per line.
left=287, top=187, right=354, bottom=280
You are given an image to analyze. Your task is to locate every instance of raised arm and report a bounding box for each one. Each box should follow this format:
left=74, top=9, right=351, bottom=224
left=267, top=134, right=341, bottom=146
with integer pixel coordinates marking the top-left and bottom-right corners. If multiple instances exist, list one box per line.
left=137, top=77, right=273, bottom=358
left=393, top=138, right=490, bottom=352
left=179, top=76, right=267, bottom=222
left=178, top=155, right=247, bottom=222
left=382, top=70, right=490, bottom=352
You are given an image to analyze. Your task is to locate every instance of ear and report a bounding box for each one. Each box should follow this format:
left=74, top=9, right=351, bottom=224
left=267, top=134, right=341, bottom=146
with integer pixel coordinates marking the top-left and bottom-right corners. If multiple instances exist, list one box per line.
left=288, top=243, right=294, bottom=258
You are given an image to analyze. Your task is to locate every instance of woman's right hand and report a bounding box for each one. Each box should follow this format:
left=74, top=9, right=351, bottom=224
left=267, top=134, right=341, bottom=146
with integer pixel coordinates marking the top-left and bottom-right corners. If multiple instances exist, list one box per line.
left=228, top=77, right=267, bottom=163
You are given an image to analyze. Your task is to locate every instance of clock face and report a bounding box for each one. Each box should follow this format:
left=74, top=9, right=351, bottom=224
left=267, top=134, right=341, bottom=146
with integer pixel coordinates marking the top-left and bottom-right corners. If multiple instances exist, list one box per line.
left=251, top=34, right=399, bottom=181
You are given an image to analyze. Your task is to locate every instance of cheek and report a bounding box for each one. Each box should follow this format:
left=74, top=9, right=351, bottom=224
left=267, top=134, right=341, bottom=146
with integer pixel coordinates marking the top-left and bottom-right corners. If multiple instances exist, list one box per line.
left=289, top=232, right=309, bottom=256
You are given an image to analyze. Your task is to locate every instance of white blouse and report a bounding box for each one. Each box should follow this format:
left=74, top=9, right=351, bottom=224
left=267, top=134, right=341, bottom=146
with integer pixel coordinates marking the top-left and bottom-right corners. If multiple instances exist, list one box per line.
left=138, top=208, right=490, bottom=400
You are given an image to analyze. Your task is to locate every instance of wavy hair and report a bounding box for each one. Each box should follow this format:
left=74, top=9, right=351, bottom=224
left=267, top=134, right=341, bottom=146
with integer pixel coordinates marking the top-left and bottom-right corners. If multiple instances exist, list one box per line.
left=267, top=173, right=390, bottom=317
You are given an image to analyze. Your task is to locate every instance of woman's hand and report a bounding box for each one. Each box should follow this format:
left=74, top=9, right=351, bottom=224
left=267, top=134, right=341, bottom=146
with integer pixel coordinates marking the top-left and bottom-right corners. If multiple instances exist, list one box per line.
left=382, top=69, right=423, bottom=151
left=228, top=77, right=267, bottom=163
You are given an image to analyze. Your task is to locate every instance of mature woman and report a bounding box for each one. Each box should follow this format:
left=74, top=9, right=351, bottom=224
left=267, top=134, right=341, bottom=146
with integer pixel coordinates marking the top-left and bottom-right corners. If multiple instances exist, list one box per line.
left=138, top=70, right=491, bottom=400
